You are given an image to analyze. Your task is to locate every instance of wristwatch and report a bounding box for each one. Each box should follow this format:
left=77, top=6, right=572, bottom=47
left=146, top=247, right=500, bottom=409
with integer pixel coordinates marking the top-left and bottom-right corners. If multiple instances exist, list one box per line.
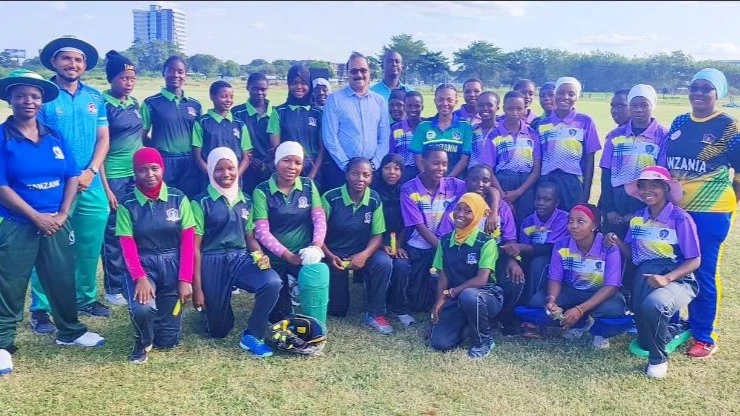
left=443, top=289, right=451, bottom=298
left=89, top=166, right=99, bottom=176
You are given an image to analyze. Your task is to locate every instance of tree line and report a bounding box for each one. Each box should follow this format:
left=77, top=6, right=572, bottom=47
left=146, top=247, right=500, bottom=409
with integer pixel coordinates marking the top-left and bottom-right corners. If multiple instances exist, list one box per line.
left=3, top=34, right=739, bottom=94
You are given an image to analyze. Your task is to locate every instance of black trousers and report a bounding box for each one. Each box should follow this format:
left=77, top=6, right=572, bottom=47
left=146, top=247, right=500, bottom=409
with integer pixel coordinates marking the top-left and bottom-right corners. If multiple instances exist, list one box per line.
left=430, top=285, right=503, bottom=351
left=162, top=152, right=201, bottom=199
left=102, top=176, right=135, bottom=296
left=327, top=250, right=392, bottom=317
left=407, top=246, right=437, bottom=313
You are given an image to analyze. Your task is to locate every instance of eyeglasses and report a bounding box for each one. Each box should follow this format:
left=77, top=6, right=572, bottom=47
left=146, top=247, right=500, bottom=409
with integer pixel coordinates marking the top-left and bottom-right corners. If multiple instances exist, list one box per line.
left=349, top=68, right=368, bottom=75
left=689, top=84, right=715, bottom=94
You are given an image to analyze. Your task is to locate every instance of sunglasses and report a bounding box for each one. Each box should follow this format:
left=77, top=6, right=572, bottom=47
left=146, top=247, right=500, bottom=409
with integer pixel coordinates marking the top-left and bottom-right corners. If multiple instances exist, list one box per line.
left=689, top=84, right=715, bottom=94
left=349, top=68, right=368, bottom=75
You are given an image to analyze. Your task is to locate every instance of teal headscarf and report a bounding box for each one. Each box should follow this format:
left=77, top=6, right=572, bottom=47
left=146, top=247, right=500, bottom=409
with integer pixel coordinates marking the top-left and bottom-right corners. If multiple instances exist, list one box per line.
left=691, top=68, right=728, bottom=99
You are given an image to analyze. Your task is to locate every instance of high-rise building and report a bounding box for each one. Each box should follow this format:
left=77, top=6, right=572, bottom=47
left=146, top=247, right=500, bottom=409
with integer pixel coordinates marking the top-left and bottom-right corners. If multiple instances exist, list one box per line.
left=133, top=5, right=186, bottom=50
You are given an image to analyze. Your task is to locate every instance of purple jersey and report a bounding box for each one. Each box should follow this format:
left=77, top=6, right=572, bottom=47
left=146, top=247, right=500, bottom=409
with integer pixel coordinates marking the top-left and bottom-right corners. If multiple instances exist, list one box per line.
left=624, top=202, right=700, bottom=265
left=469, top=122, right=496, bottom=167
left=520, top=209, right=569, bottom=245
left=537, top=110, right=601, bottom=176
left=453, top=105, right=482, bottom=126
left=401, top=176, right=467, bottom=250
left=389, top=119, right=416, bottom=167
left=549, top=233, right=622, bottom=290
left=600, top=119, right=668, bottom=187
left=496, top=109, right=537, bottom=126
left=480, top=122, right=541, bottom=174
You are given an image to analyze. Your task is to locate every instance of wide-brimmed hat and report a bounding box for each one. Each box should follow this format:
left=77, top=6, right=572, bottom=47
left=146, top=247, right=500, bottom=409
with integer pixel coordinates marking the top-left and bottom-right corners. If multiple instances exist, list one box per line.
left=0, top=69, right=60, bottom=103
left=625, top=166, right=682, bottom=204
left=40, top=35, right=99, bottom=71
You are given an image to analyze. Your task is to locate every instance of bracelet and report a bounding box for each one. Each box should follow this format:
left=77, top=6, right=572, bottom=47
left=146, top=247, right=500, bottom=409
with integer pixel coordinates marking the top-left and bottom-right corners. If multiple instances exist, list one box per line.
left=575, top=305, right=584, bottom=316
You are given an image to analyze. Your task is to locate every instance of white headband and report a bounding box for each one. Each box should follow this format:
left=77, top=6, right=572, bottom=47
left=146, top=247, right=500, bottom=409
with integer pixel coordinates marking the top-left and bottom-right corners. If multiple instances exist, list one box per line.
left=555, top=77, right=582, bottom=96
left=274, top=141, right=304, bottom=166
left=627, top=84, right=657, bottom=110
left=53, top=47, right=86, bottom=60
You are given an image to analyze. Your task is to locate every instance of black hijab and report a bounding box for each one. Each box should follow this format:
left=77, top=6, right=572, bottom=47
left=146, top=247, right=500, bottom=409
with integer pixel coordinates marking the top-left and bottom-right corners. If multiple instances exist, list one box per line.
left=372, top=153, right=405, bottom=234
left=286, top=64, right=313, bottom=106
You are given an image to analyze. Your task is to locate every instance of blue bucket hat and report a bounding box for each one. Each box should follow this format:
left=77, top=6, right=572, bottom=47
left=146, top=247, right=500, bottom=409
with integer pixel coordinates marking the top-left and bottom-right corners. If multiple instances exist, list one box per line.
left=40, top=35, right=99, bottom=71
left=0, top=69, right=60, bottom=103
left=691, top=68, right=728, bottom=99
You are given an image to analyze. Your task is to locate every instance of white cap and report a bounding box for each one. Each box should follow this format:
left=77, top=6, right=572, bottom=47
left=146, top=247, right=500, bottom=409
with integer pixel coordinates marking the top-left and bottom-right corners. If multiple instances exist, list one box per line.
left=627, top=84, right=657, bottom=110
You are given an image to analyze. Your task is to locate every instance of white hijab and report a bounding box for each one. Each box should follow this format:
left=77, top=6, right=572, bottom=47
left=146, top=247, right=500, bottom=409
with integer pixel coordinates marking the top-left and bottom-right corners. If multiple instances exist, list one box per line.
left=207, top=147, right=240, bottom=205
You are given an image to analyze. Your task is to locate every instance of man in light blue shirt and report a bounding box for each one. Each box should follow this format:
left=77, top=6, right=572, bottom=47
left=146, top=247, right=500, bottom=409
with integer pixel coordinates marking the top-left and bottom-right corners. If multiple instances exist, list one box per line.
left=29, top=36, right=113, bottom=335
left=322, top=52, right=390, bottom=190
left=370, top=51, right=414, bottom=102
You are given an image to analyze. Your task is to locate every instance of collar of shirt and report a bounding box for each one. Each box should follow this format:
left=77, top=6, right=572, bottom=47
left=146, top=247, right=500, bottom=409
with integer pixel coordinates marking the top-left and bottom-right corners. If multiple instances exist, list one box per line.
left=245, top=99, right=273, bottom=118
left=287, top=104, right=311, bottom=111
left=160, top=88, right=194, bottom=103
left=268, top=174, right=303, bottom=195
left=207, top=184, right=246, bottom=204
left=134, top=184, right=169, bottom=206
left=430, top=113, right=462, bottom=130
left=640, top=201, right=675, bottom=223
left=343, top=85, right=371, bottom=99
left=624, top=118, right=660, bottom=139
left=3, top=116, right=51, bottom=141
left=449, top=229, right=481, bottom=247
left=535, top=209, right=561, bottom=228
left=413, top=175, right=450, bottom=198
left=378, top=80, right=408, bottom=91
left=494, top=120, right=529, bottom=137
left=102, top=90, right=136, bottom=108
left=567, top=233, right=605, bottom=258
left=548, top=109, right=577, bottom=125
left=206, top=109, right=234, bottom=123
left=49, top=76, right=91, bottom=98
left=340, top=184, right=371, bottom=208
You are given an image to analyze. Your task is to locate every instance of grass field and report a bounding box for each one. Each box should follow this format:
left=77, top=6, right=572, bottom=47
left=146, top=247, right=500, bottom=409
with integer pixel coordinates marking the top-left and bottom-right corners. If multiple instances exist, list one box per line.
left=2, top=78, right=740, bottom=415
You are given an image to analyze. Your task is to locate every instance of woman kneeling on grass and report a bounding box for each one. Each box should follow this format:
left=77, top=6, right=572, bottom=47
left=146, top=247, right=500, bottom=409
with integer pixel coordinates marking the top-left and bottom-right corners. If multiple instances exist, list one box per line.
left=606, top=166, right=699, bottom=379
left=430, top=192, right=502, bottom=359
left=523, top=203, right=626, bottom=348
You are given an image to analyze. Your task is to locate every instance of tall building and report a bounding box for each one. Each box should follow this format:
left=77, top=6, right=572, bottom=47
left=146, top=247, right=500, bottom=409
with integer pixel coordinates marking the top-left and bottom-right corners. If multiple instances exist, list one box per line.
left=133, top=5, right=186, bottom=50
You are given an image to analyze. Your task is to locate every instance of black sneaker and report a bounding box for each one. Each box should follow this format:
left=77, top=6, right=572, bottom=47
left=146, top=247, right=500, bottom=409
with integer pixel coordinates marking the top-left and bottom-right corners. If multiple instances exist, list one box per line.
left=500, top=325, right=517, bottom=337
left=468, top=338, right=495, bottom=359
left=129, top=345, right=151, bottom=364
left=30, top=311, right=57, bottom=335
left=78, top=301, right=111, bottom=318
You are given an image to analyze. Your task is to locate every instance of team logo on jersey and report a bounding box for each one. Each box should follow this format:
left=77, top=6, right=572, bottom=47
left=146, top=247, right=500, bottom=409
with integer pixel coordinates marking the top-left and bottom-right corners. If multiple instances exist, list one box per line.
left=308, top=117, right=317, bottom=127
left=526, top=139, right=533, bottom=147
left=233, top=128, right=240, bottom=138
left=670, top=130, right=681, bottom=141
left=364, top=212, right=372, bottom=224
left=452, top=131, right=462, bottom=141
left=645, top=144, right=655, bottom=154
left=166, top=208, right=181, bottom=222
left=88, top=103, right=97, bottom=114
left=426, top=130, right=436, bottom=140
left=393, top=129, right=404, bottom=139
left=68, top=231, right=75, bottom=245
left=187, top=107, right=197, bottom=117
left=568, top=129, right=578, bottom=136
left=659, top=229, right=669, bottom=239
left=701, top=134, right=717, bottom=145
left=466, top=253, right=478, bottom=265
left=52, top=146, right=65, bottom=159
left=594, top=261, right=603, bottom=271
left=241, top=208, right=250, bottom=220
left=297, top=196, right=309, bottom=209
left=55, top=106, right=63, bottom=116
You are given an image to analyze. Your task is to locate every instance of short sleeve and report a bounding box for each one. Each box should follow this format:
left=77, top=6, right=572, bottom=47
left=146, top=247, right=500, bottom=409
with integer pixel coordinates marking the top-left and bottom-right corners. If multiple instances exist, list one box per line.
left=548, top=243, right=565, bottom=282
left=179, top=197, right=195, bottom=229
left=725, top=120, right=740, bottom=176
left=400, top=186, right=425, bottom=227
left=191, top=200, right=205, bottom=236
left=676, top=212, right=701, bottom=259
left=252, top=187, right=268, bottom=220
left=600, top=130, right=616, bottom=169
left=140, top=101, right=152, bottom=131
left=519, top=218, right=533, bottom=245
left=409, top=124, right=425, bottom=154
left=478, top=239, right=499, bottom=270
left=603, top=245, right=623, bottom=287
left=371, top=204, right=386, bottom=235
left=321, top=193, right=332, bottom=219
left=499, top=204, right=517, bottom=243
left=432, top=242, right=444, bottom=270
left=240, top=124, right=253, bottom=151
left=191, top=120, right=203, bottom=147
left=96, top=94, right=108, bottom=127
left=310, top=181, right=322, bottom=207
left=267, top=110, right=280, bottom=135
left=244, top=206, right=255, bottom=232
left=115, top=204, right=134, bottom=237
left=583, top=117, right=601, bottom=153
left=461, top=123, right=473, bottom=155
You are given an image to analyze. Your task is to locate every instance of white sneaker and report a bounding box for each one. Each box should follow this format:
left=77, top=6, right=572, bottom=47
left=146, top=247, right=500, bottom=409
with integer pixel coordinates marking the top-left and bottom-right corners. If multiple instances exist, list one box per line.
left=646, top=362, right=668, bottom=379
left=397, top=314, right=416, bottom=327
left=56, top=332, right=106, bottom=347
left=105, top=293, right=128, bottom=306
left=0, top=349, right=12, bottom=376
left=562, top=317, right=594, bottom=340
left=592, top=335, right=610, bottom=349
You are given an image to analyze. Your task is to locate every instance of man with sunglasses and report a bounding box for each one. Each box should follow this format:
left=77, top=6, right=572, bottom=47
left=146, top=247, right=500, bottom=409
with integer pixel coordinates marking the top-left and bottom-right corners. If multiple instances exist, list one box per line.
left=322, top=52, right=390, bottom=190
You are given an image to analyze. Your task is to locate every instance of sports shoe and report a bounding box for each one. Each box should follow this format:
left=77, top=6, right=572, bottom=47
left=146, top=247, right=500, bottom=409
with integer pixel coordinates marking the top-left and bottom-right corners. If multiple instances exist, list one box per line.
left=129, top=344, right=152, bottom=364
left=592, top=335, right=610, bottom=349
left=239, top=333, right=274, bottom=358
left=521, top=322, right=541, bottom=339
left=0, top=349, right=12, bottom=376
left=646, top=362, right=668, bottom=379
left=78, top=301, right=111, bottom=318
left=687, top=340, right=718, bottom=359
left=231, top=287, right=242, bottom=295
left=105, top=293, right=128, bottom=306
left=500, top=325, right=518, bottom=337
left=364, top=313, right=394, bottom=335
left=397, top=314, right=416, bottom=327
left=30, top=311, right=57, bottom=335
left=56, top=332, right=106, bottom=347
left=468, top=338, right=495, bottom=359
left=562, top=316, right=594, bottom=340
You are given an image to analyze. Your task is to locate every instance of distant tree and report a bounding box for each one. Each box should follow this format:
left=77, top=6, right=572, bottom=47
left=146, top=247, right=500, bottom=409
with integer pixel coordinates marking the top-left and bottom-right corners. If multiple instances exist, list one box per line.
left=379, top=34, right=429, bottom=82
left=453, top=41, right=508, bottom=86
left=188, top=54, right=222, bottom=77
left=272, top=59, right=294, bottom=78
left=306, top=60, right=335, bottom=78
left=367, top=56, right=382, bottom=81
left=0, top=52, right=19, bottom=68
left=125, top=40, right=182, bottom=72
left=505, top=47, right=571, bottom=86
left=417, top=51, right=450, bottom=85
left=219, top=60, right=240, bottom=77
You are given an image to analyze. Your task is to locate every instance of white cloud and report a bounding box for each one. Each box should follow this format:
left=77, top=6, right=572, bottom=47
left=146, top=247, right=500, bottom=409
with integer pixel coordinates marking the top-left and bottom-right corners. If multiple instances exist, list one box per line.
left=45, top=1, right=67, bottom=10
left=693, top=43, right=740, bottom=60
left=570, top=33, right=659, bottom=48
left=249, top=21, right=266, bottom=30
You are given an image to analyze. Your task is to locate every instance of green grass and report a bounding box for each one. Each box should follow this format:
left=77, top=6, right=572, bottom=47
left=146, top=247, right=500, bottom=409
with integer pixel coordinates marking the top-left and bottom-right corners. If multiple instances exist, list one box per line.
left=2, top=78, right=740, bottom=415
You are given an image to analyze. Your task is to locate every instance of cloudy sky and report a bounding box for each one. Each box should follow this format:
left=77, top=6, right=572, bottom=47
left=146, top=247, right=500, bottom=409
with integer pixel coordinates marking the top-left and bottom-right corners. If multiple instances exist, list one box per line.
left=2, top=1, right=739, bottom=64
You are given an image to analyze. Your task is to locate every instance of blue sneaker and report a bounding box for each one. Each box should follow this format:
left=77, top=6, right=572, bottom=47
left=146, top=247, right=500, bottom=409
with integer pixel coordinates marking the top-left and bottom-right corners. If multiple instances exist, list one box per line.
left=78, top=301, right=110, bottom=318
left=468, top=338, right=495, bottom=359
left=240, top=333, right=273, bottom=358
left=30, top=311, right=57, bottom=335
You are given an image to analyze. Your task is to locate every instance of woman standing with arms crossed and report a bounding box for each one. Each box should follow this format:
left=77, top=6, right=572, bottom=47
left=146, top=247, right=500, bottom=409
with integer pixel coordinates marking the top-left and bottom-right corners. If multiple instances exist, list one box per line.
left=659, top=68, right=740, bottom=359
